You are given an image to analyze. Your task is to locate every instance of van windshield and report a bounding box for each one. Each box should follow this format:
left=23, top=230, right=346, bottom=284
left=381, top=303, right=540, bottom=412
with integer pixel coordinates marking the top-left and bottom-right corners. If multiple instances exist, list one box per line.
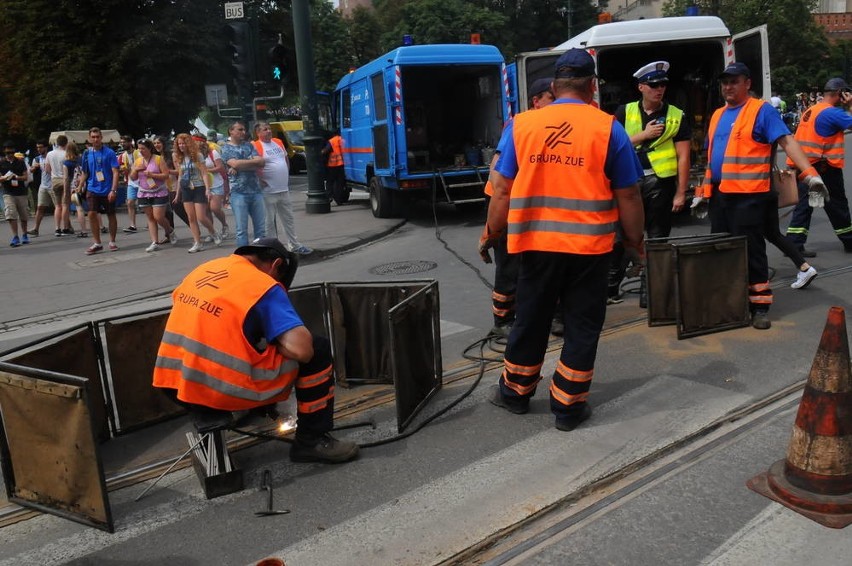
left=287, top=130, right=305, bottom=145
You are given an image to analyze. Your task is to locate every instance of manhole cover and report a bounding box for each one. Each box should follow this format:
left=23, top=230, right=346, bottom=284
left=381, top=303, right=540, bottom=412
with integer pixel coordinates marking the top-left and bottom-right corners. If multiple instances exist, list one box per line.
left=369, top=260, right=437, bottom=276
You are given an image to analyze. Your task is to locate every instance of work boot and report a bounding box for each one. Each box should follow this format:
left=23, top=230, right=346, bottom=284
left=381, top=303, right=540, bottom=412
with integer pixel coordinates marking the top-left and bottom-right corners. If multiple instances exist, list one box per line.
left=550, top=318, right=565, bottom=336
left=489, top=384, right=529, bottom=415
left=751, top=311, right=771, bottom=330
left=554, top=403, right=593, bottom=432
left=798, top=246, right=817, bottom=258
left=489, top=323, right=512, bottom=339
left=290, top=432, right=359, bottom=464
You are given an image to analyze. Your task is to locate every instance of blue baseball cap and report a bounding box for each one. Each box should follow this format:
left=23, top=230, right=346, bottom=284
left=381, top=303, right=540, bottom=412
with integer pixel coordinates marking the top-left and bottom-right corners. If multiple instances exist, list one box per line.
left=720, top=62, right=751, bottom=78
left=554, top=49, right=596, bottom=79
left=528, top=78, right=553, bottom=99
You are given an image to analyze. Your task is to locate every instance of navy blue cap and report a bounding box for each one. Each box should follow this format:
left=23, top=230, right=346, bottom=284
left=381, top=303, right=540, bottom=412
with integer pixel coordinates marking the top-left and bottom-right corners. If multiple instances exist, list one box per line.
left=824, top=77, right=849, bottom=92
left=554, top=49, right=596, bottom=79
left=235, top=237, right=289, bottom=260
left=720, top=62, right=751, bottom=78
left=528, top=78, right=553, bottom=99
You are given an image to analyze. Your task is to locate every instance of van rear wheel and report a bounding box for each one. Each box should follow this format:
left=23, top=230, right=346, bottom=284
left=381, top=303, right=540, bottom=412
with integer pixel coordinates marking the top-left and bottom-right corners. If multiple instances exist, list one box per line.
left=369, top=177, right=395, bottom=218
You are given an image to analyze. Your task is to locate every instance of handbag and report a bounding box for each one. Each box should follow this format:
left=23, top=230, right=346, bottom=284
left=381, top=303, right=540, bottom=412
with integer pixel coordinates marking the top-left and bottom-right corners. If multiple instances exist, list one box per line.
left=772, top=168, right=799, bottom=208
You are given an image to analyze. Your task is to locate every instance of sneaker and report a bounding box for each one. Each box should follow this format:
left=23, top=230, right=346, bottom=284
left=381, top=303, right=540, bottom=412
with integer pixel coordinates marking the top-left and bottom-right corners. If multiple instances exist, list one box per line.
left=606, top=296, right=624, bottom=305
left=100, top=226, right=108, bottom=234
left=108, top=242, right=119, bottom=252
left=292, top=245, right=313, bottom=255
left=799, top=246, right=817, bottom=258
left=220, top=228, right=230, bottom=240
left=791, top=266, right=817, bottom=290
left=21, top=234, right=29, bottom=245
left=85, top=243, right=103, bottom=255
left=555, top=404, right=593, bottom=432
left=203, top=235, right=214, bottom=243
left=76, top=231, right=88, bottom=238
left=289, top=432, right=359, bottom=464
left=54, top=229, right=62, bottom=237
left=169, top=230, right=178, bottom=245
left=122, top=226, right=137, bottom=233
left=145, top=242, right=161, bottom=253
left=10, top=236, right=21, bottom=247
left=489, top=384, right=529, bottom=415
left=752, top=311, right=772, bottom=330
left=26, top=229, right=38, bottom=236
left=62, top=228, right=74, bottom=236
left=188, top=242, right=204, bottom=253
left=213, top=232, right=222, bottom=246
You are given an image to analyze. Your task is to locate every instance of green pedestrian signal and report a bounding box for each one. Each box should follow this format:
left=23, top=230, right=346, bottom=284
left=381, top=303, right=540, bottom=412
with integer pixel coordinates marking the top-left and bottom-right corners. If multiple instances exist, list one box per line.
left=269, top=35, right=287, bottom=83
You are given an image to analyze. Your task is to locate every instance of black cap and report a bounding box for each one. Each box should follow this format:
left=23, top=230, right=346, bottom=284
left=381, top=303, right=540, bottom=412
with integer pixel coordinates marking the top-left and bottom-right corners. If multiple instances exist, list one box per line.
left=528, top=78, right=553, bottom=99
left=234, top=237, right=289, bottom=260
left=554, top=49, right=596, bottom=79
left=824, top=77, right=849, bottom=92
left=720, top=62, right=750, bottom=78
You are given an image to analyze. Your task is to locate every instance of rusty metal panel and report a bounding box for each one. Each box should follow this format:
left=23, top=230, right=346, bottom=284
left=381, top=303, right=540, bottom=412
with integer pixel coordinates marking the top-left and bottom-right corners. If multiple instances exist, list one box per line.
left=674, top=236, right=750, bottom=339
left=102, top=311, right=184, bottom=433
left=389, top=281, right=442, bottom=432
left=0, top=363, right=113, bottom=532
left=288, top=284, right=329, bottom=339
left=2, top=325, right=110, bottom=441
left=326, top=282, right=430, bottom=387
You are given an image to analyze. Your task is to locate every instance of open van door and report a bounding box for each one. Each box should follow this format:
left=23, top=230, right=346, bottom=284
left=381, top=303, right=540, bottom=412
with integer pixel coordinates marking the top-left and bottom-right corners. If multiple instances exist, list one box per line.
left=515, top=50, right=564, bottom=112
left=733, top=25, right=770, bottom=100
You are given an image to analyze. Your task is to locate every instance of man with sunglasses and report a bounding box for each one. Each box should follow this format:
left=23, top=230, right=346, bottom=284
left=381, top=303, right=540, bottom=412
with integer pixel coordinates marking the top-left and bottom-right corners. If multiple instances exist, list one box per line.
left=1, top=142, right=30, bottom=247
left=154, top=237, right=358, bottom=464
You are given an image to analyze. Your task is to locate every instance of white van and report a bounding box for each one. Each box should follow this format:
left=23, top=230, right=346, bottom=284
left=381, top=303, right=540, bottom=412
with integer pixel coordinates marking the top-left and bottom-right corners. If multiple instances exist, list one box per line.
left=510, top=16, right=769, bottom=186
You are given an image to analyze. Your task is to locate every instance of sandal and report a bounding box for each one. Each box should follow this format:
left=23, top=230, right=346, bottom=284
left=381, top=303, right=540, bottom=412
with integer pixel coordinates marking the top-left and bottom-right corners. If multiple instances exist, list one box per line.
left=76, top=231, right=88, bottom=238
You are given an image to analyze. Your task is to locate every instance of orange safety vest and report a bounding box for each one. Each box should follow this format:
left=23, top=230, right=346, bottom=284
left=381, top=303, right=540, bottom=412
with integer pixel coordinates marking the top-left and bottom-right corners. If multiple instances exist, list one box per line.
left=506, top=102, right=617, bottom=255
left=153, top=255, right=299, bottom=411
left=252, top=138, right=286, bottom=156
left=327, top=136, right=344, bottom=167
left=786, top=102, right=845, bottom=168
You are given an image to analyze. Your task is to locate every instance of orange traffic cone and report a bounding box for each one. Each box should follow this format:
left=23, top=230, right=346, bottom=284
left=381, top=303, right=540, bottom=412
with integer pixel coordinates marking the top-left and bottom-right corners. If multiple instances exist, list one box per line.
left=747, top=306, right=852, bottom=528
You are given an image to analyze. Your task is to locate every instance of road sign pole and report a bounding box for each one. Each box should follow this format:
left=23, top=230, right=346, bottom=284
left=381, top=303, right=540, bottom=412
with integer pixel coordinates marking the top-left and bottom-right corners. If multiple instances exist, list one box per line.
left=292, top=0, right=330, bottom=214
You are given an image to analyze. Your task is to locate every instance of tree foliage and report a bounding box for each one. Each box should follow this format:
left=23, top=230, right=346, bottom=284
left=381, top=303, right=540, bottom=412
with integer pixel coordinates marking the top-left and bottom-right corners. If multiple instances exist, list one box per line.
left=662, top=0, right=831, bottom=95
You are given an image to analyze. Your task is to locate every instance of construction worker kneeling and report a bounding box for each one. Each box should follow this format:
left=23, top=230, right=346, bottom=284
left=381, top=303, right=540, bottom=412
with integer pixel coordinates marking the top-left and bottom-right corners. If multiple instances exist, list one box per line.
left=153, top=237, right=358, bottom=464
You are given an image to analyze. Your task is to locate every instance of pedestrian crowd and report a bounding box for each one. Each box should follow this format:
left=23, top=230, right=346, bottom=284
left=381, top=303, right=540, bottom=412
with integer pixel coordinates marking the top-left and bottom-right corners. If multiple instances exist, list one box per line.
left=1, top=122, right=314, bottom=257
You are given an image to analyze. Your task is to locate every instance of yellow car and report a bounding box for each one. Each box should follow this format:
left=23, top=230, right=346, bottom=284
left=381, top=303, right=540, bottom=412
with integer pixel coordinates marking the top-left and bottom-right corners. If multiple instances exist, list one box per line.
left=270, top=120, right=306, bottom=174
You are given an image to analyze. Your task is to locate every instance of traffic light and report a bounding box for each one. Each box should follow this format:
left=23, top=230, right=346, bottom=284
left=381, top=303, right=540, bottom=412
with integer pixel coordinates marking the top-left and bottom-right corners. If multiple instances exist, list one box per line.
left=269, top=36, right=287, bottom=83
left=225, top=21, right=254, bottom=90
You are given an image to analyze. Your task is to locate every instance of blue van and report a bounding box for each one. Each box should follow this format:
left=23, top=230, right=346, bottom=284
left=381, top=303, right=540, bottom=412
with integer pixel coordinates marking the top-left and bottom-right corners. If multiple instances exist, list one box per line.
left=334, top=44, right=511, bottom=218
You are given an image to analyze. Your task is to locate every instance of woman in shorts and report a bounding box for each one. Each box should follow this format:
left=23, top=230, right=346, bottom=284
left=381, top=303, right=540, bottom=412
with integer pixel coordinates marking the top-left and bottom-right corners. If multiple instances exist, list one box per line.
left=131, top=139, right=173, bottom=252
left=199, top=141, right=230, bottom=239
left=173, top=133, right=219, bottom=253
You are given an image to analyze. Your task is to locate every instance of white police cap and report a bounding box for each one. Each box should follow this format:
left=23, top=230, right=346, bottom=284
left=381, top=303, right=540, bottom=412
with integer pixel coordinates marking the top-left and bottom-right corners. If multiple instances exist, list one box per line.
left=633, top=61, right=670, bottom=84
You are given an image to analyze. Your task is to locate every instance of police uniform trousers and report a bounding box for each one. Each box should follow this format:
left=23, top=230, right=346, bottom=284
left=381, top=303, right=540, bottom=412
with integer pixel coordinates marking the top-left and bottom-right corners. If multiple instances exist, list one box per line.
left=498, top=250, right=609, bottom=418
left=492, top=232, right=520, bottom=327
left=786, top=164, right=852, bottom=251
left=709, top=190, right=773, bottom=312
left=641, top=173, right=677, bottom=239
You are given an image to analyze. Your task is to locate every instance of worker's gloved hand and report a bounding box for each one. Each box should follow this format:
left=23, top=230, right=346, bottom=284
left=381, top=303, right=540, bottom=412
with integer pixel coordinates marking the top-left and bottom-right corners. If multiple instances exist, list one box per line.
left=690, top=196, right=709, bottom=219
left=623, top=241, right=646, bottom=278
left=478, top=225, right=504, bottom=264
left=804, top=175, right=829, bottom=208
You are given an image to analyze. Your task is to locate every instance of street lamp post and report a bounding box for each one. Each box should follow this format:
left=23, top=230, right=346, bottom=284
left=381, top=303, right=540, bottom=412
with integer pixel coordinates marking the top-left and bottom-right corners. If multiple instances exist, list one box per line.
left=292, top=0, right=330, bottom=214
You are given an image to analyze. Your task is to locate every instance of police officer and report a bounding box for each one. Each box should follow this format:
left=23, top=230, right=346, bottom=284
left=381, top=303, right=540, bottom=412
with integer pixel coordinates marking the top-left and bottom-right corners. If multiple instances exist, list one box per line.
left=615, top=61, right=691, bottom=235
left=481, top=49, right=645, bottom=431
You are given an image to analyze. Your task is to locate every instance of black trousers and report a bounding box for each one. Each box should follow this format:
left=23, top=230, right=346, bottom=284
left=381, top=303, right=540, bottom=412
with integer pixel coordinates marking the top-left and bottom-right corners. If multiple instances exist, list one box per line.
left=492, top=232, right=520, bottom=326
left=786, top=164, right=852, bottom=250
left=710, top=191, right=773, bottom=312
left=641, top=173, right=677, bottom=239
left=499, top=251, right=609, bottom=418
